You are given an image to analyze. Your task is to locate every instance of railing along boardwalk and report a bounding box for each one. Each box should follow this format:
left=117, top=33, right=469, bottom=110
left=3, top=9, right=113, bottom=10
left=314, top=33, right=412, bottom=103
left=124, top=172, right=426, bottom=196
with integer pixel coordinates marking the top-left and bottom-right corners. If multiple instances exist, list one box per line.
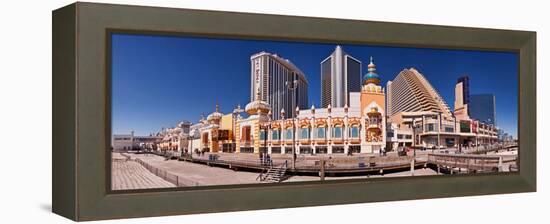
left=462, top=143, right=518, bottom=155
left=180, top=152, right=427, bottom=175
left=427, top=153, right=516, bottom=173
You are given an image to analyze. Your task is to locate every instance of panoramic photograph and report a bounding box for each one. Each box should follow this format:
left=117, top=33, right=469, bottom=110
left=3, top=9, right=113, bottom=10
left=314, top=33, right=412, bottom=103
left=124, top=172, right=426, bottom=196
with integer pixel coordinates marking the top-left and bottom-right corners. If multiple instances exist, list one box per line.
left=110, top=33, right=518, bottom=191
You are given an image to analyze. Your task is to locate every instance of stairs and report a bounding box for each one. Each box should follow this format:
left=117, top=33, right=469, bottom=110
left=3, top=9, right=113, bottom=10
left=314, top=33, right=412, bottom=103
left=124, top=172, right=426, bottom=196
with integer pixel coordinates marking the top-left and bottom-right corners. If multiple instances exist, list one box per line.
left=260, top=163, right=288, bottom=183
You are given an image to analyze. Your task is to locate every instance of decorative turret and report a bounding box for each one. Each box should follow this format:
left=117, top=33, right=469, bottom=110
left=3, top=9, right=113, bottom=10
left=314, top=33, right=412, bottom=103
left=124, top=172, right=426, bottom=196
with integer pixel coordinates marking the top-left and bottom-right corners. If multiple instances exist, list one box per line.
left=367, top=107, right=381, bottom=117
left=363, top=56, right=381, bottom=85
left=233, top=104, right=244, bottom=114
left=245, top=86, right=271, bottom=115
left=280, top=108, right=286, bottom=119
left=207, top=103, right=223, bottom=124
left=200, top=113, right=207, bottom=124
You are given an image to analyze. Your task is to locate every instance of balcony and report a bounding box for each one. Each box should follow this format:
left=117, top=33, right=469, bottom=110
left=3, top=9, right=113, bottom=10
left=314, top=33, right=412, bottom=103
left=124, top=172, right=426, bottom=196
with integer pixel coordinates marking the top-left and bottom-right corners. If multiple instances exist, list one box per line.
left=367, top=123, right=382, bottom=130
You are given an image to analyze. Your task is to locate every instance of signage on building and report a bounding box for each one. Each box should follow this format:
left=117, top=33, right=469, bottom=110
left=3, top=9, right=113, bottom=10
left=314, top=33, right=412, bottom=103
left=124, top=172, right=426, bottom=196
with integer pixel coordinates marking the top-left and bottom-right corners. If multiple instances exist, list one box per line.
left=218, top=130, right=230, bottom=141
left=254, top=59, right=261, bottom=99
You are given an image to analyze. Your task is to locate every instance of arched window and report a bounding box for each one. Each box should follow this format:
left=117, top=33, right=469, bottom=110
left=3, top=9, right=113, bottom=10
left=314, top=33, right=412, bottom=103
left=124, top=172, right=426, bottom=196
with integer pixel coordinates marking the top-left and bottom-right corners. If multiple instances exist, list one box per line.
left=332, top=125, right=342, bottom=138
left=316, top=126, right=326, bottom=139
left=271, top=129, right=280, bottom=140
left=300, top=127, right=309, bottom=139
left=350, top=125, right=360, bottom=138
left=285, top=128, right=293, bottom=140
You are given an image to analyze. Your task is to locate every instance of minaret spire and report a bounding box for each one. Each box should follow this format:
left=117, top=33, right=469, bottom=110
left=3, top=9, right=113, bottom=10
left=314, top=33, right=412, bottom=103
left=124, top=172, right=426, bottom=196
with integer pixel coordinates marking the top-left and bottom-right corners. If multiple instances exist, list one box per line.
left=368, top=56, right=376, bottom=73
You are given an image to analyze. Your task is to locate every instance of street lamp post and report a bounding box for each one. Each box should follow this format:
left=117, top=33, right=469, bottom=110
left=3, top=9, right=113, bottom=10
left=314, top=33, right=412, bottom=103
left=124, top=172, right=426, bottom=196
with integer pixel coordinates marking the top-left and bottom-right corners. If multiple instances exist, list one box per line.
left=437, top=112, right=441, bottom=152
left=286, top=79, right=298, bottom=171
left=412, top=117, right=416, bottom=158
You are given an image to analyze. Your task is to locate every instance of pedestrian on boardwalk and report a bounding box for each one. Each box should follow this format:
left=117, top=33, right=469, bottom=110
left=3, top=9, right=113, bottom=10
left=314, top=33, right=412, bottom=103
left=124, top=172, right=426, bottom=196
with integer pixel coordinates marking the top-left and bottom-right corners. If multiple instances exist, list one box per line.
left=259, top=152, right=264, bottom=166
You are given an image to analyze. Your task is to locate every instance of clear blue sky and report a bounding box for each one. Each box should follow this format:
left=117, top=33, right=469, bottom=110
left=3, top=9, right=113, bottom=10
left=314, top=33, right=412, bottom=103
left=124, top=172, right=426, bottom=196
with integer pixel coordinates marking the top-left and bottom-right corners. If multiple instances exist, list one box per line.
left=111, top=33, right=518, bottom=138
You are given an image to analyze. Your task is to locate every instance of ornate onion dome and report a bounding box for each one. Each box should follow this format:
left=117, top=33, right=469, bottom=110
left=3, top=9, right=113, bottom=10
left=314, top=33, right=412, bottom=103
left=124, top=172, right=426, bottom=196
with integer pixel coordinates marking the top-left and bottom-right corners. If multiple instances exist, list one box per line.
left=363, top=56, right=381, bottom=85
left=245, top=88, right=271, bottom=115
left=367, top=107, right=381, bottom=117
left=207, top=103, right=223, bottom=122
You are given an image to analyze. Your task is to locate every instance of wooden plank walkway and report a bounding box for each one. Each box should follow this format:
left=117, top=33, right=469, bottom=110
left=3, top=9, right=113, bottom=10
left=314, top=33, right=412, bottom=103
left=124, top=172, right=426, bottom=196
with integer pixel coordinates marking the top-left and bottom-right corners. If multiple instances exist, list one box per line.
left=111, top=159, right=175, bottom=190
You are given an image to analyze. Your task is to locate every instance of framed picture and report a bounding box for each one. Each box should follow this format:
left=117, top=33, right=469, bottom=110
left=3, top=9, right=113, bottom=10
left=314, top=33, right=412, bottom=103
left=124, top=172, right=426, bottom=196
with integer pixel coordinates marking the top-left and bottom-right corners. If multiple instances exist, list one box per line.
left=52, top=2, right=536, bottom=221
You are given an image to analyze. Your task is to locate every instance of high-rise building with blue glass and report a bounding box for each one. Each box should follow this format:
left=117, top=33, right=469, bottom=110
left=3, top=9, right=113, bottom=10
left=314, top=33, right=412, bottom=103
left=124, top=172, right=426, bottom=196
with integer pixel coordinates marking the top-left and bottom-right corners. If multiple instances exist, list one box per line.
left=469, top=94, right=496, bottom=125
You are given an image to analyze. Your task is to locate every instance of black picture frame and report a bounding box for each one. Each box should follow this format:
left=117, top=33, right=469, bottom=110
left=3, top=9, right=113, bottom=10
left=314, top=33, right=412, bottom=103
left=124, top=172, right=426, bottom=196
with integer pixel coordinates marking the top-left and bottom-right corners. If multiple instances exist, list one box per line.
left=52, top=2, right=536, bottom=221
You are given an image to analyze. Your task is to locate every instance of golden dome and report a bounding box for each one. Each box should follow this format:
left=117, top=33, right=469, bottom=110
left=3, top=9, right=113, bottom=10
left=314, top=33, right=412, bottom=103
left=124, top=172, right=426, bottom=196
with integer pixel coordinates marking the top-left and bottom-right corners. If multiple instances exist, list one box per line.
left=367, top=107, right=381, bottom=116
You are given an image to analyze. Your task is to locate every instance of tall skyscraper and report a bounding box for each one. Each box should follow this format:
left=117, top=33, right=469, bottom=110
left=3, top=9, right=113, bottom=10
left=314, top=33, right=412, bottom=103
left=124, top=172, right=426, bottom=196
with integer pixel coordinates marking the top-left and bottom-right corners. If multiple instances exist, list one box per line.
left=469, top=94, right=496, bottom=125
left=454, top=76, right=470, bottom=120
left=320, top=45, right=362, bottom=108
left=250, top=51, right=308, bottom=120
left=386, top=68, right=453, bottom=120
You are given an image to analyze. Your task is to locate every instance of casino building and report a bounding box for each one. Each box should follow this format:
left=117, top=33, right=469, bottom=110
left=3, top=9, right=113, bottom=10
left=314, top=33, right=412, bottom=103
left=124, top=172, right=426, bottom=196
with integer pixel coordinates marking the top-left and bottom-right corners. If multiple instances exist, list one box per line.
left=385, top=69, right=498, bottom=150
left=185, top=57, right=386, bottom=155
left=240, top=57, right=386, bottom=154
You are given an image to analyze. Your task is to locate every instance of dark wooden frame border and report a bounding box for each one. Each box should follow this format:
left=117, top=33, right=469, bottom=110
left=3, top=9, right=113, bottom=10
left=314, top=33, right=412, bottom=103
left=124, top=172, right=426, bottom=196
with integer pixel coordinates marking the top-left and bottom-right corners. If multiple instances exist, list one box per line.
left=53, top=2, right=536, bottom=221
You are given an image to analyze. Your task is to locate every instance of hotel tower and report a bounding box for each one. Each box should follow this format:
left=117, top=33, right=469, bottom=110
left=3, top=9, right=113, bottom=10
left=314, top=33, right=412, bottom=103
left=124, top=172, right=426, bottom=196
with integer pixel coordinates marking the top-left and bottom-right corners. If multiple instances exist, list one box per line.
left=320, top=45, right=362, bottom=108
left=386, top=68, right=453, bottom=120
left=250, top=52, right=308, bottom=120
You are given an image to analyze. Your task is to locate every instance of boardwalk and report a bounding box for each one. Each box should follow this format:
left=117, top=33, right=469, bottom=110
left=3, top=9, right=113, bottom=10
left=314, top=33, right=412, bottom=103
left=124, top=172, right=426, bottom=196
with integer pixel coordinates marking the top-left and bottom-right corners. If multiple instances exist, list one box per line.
left=176, top=151, right=428, bottom=175
left=427, top=153, right=517, bottom=173
left=128, top=153, right=261, bottom=186
left=111, top=156, right=175, bottom=190
left=122, top=153, right=438, bottom=187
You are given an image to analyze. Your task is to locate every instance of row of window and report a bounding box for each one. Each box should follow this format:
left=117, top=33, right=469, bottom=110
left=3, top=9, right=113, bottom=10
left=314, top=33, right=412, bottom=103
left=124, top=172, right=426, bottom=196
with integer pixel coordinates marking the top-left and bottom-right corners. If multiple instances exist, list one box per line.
left=396, top=134, right=413, bottom=139
left=239, top=146, right=361, bottom=154
left=260, top=126, right=361, bottom=141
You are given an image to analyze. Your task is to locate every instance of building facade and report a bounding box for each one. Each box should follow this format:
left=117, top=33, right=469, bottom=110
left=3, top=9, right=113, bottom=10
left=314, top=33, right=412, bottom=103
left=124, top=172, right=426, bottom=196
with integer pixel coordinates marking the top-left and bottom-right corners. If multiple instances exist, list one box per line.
left=454, top=76, right=471, bottom=120
left=320, top=45, right=362, bottom=108
left=187, top=58, right=386, bottom=155
left=112, top=131, right=163, bottom=151
left=469, top=94, right=496, bottom=125
left=250, top=51, right=308, bottom=120
left=386, top=69, right=497, bottom=149
left=157, top=121, right=191, bottom=152
left=386, top=68, right=454, bottom=120
left=256, top=58, right=385, bottom=154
